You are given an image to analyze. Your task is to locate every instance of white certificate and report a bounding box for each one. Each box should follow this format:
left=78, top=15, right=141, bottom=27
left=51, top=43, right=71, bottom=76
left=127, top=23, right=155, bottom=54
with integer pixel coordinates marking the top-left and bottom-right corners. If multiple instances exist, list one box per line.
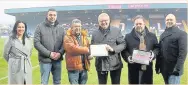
left=90, top=44, right=108, bottom=57
left=132, top=50, right=151, bottom=65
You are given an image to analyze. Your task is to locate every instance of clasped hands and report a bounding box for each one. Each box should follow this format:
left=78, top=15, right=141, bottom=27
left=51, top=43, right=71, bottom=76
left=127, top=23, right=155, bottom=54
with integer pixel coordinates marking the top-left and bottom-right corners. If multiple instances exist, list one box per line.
left=50, top=52, right=61, bottom=60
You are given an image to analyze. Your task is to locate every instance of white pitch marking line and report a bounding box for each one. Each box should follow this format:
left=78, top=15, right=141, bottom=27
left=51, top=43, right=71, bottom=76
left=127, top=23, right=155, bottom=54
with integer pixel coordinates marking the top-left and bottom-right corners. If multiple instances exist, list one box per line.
left=0, top=65, right=39, bottom=81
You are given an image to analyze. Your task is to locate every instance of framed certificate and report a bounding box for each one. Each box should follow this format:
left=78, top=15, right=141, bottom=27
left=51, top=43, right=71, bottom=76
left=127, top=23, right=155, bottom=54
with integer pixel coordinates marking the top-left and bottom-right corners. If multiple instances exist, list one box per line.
left=132, top=50, right=151, bottom=65
left=90, top=44, right=108, bottom=57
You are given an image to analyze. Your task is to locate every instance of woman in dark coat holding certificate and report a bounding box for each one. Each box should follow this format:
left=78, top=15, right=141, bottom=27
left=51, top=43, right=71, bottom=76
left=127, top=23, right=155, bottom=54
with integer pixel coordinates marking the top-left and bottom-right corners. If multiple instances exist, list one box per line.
left=121, top=15, right=159, bottom=84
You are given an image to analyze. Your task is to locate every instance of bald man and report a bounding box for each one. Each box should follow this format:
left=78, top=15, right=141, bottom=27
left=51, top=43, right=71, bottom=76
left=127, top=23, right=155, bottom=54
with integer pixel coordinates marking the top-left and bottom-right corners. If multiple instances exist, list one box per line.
left=155, top=14, right=187, bottom=84
left=91, top=13, right=126, bottom=84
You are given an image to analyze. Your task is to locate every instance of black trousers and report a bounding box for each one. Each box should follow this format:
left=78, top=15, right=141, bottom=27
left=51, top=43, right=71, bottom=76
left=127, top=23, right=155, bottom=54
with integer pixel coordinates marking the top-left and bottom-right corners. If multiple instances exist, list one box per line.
left=97, top=68, right=122, bottom=84
left=162, top=71, right=171, bottom=84
left=128, top=64, right=153, bottom=84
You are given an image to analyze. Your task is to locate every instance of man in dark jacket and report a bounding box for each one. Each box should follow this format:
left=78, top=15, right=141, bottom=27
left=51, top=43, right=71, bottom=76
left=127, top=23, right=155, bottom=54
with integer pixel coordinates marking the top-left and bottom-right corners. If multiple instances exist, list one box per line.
left=34, top=8, right=65, bottom=85
left=155, top=14, right=187, bottom=84
left=91, top=13, right=126, bottom=84
left=121, top=15, right=159, bottom=84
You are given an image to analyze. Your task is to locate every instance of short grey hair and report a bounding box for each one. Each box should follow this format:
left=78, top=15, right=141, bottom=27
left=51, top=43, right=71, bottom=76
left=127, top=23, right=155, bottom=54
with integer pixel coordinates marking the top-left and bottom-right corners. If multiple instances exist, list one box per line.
left=98, top=13, right=110, bottom=21
left=72, top=19, right=81, bottom=24
left=133, top=15, right=145, bottom=22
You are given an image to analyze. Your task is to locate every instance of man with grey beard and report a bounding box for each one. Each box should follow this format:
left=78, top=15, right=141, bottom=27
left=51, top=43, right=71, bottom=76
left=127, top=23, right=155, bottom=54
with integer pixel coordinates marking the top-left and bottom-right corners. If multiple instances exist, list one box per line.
left=121, top=15, right=159, bottom=84
left=155, top=14, right=187, bottom=84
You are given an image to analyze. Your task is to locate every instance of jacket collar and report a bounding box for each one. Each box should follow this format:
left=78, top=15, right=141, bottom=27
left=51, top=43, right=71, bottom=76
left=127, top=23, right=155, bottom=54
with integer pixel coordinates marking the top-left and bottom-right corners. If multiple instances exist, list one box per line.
left=165, top=25, right=177, bottom=32
left=131, top=26, right=149, bottom=40
left=66, top=28, right=88, bottom=37
left=160, top=26, right=177, bottom=41
left=45, top=18, right=59, bottom=27
left=98, top=25, right=111, bottom=34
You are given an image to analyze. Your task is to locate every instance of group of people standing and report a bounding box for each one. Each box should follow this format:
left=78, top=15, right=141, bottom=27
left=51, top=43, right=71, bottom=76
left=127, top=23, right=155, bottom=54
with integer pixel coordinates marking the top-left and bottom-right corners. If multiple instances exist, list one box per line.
left=3, top=8, right=187, bottom=85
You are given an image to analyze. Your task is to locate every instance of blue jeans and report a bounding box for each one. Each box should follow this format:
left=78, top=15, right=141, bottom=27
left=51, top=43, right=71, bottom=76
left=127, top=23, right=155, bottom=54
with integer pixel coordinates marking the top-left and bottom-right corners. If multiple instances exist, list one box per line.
left=68, top=70, right=88, bottom=84
left=168, top=75, right=181, bottom=84
left=39, top=61, right=62, bottom=85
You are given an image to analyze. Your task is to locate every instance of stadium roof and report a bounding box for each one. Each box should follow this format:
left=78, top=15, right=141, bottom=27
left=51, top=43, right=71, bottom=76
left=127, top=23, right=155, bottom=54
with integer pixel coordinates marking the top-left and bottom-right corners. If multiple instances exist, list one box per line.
left=4, top=3, right=187, bottom=15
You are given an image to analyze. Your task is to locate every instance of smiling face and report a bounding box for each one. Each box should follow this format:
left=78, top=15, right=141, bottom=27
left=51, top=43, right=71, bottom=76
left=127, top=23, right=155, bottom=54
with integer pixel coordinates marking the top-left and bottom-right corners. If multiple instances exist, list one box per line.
left=47, top=11, right=57, bottom=23
left=165, top=14, right=176, bottom=28
left=98, top=13, right=110, bottom=29
left=16, top=22, right=25, bottom=37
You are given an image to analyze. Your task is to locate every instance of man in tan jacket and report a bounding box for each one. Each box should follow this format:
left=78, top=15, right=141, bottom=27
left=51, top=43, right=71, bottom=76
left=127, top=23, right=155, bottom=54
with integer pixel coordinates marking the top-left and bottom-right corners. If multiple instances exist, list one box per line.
left=63, top=19, right=90, bottom=84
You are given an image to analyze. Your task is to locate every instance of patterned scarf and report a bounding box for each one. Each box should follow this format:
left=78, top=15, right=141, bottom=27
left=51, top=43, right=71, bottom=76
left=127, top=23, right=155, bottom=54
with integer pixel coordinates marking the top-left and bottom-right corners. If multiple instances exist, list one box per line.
left=134, top=28, right=146, bottom=51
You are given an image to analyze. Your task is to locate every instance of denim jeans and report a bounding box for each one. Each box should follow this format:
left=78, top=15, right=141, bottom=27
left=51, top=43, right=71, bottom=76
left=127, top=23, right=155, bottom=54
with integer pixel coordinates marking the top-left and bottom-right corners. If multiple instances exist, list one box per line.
left=39, top=61, right=62, bottom=85
left=168, top=75, right=181, bottom=84
left=68, top=70, right=88, bottom=84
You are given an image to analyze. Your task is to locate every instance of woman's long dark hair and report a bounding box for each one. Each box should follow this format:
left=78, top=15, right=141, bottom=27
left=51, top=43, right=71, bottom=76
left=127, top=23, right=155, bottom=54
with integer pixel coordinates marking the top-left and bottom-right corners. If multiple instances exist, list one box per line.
left=11, top=20, right=29, bottom=45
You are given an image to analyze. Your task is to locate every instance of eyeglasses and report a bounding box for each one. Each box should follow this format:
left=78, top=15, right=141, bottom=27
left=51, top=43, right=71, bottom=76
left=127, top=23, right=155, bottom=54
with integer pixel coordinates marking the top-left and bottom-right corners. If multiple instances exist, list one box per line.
left=166, top=19, right=173, bottom=21
left=100, top=20, right=109, bottom=23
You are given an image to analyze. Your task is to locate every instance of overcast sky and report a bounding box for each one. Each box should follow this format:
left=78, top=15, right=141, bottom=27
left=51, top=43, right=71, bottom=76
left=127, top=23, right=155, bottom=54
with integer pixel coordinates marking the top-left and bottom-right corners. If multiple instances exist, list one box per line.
left=0, top=0, right=187, bottom=24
